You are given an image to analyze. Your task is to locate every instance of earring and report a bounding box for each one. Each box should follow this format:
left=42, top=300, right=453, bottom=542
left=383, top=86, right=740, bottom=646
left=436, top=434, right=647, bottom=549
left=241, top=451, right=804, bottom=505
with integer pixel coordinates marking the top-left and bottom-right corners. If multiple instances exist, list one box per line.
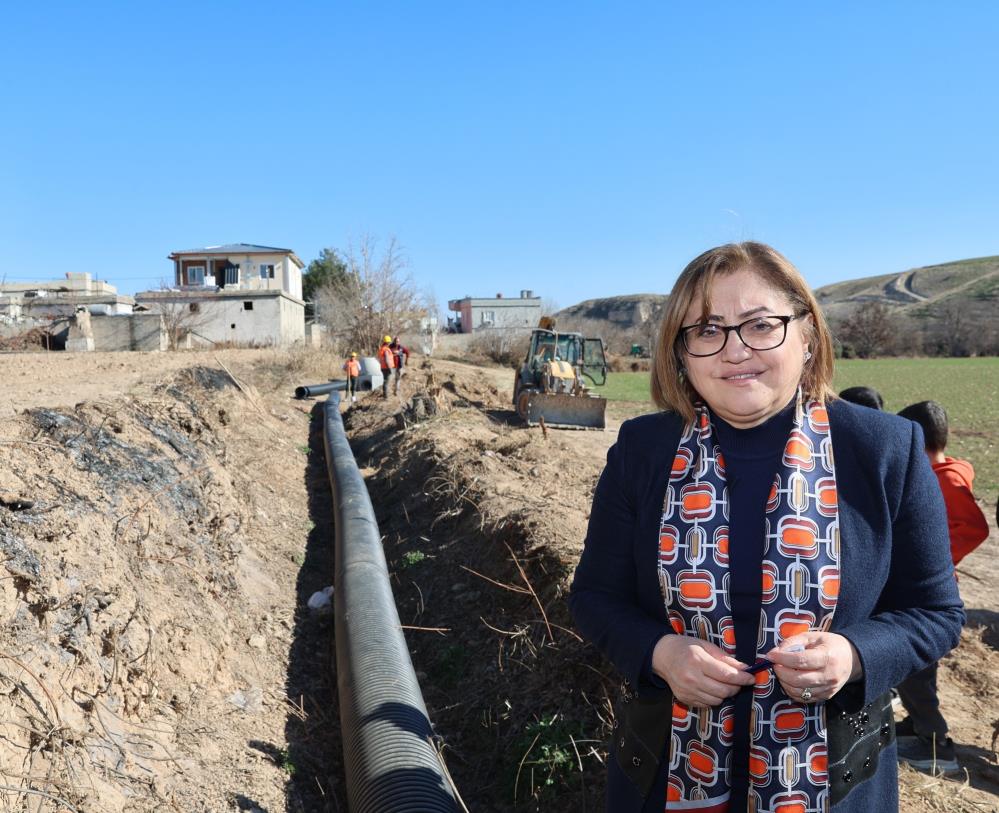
left=803, top=351, right=813, bottom=362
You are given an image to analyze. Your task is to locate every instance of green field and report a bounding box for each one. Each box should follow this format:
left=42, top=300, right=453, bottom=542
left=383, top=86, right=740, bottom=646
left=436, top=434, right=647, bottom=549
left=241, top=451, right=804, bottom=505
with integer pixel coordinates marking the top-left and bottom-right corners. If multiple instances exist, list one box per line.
left=592, top=371, right=654, bottom=402
left=594, top=358, right=999, bottom=501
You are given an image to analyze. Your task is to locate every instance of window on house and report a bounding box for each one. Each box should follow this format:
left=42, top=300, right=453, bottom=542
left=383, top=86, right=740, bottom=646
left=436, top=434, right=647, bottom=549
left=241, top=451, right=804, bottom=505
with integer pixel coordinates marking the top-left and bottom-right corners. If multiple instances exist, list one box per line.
left=259, top=264, right=275, bottom=279
left=480, top=310, right=495, bottom=325
left=188, top=266, right=205, bottom=285
left=243, top=301, right=253, bottom=310
left=189, top=302, right=200, bottom=313
left=224, top=264, right=239, bottom=286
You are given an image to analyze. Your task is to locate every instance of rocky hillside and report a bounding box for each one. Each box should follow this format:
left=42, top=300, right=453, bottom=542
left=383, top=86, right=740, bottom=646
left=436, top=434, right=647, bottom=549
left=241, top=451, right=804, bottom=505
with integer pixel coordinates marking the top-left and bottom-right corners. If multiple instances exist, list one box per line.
left=556, top=293, right=667, bottom=330
left=555, top=294, right=668, bottom=352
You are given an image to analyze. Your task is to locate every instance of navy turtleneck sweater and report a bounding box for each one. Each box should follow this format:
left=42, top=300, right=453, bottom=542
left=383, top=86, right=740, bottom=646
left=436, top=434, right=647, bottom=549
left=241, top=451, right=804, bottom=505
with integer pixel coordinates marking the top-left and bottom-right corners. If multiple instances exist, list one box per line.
left=712, top=402, right=795, bottom=810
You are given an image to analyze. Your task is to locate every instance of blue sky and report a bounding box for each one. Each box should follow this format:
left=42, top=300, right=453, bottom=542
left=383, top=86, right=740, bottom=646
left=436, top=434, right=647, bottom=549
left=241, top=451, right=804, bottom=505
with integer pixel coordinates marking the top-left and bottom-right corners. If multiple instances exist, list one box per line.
left=3, top=2, right=998, bottom=310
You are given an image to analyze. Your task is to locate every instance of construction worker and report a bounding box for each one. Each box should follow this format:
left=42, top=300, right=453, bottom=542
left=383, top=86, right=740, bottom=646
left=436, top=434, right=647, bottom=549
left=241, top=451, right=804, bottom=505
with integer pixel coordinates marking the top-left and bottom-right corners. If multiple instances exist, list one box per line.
left=390, top=336, right=410, bottom=395
left=342, top=352, right=360, bottom=402
left=377, top=335, right=395, bottom=397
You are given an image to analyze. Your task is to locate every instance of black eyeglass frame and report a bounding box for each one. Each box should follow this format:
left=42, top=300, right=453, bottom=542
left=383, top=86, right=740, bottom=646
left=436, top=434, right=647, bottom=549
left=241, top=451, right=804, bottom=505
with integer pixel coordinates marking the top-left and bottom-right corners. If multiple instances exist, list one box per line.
left=678, top=314, right=800, bottom=358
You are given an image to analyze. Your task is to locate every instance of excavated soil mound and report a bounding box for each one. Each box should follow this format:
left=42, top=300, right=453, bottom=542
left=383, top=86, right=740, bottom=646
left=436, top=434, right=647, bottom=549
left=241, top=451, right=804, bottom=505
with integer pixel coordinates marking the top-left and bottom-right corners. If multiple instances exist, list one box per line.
left=0, top=352, right=340, bottom=812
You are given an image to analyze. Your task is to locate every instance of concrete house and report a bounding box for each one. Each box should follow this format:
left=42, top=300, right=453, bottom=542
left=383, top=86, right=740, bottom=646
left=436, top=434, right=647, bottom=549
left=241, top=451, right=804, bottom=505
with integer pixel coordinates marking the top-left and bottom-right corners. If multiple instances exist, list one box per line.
left=0, top=272, right=168, bottom=352
left=446, top=290, right=541, bottom=333
left=135, top=244, right=306, bottom=346
left=0, top=272, right=135, bottom=320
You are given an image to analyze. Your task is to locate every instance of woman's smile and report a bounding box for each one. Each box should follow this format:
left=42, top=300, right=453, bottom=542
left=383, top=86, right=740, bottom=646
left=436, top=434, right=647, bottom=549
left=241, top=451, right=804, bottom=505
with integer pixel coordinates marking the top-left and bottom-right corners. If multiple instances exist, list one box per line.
left=720, top=368, right=765, bottom=383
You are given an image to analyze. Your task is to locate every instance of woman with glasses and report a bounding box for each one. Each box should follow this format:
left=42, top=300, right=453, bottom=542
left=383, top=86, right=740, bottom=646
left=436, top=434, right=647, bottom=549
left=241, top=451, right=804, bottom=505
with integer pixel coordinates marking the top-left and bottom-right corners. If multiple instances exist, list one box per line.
left=569, top=242, right=963, bottom=812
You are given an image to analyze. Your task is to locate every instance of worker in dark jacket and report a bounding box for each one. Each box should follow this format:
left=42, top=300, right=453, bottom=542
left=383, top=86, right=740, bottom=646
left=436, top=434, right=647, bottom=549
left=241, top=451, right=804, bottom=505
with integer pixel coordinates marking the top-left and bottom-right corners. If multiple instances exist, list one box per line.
left=569, top=242, right=963, bottom=813
left=390, top=336, right=410, bottom=396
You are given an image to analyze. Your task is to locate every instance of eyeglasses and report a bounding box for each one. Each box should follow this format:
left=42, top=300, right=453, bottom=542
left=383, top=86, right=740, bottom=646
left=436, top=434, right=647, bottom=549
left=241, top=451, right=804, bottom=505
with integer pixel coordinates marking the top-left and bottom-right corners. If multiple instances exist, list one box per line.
left=679, top=314, right=799, bottom=357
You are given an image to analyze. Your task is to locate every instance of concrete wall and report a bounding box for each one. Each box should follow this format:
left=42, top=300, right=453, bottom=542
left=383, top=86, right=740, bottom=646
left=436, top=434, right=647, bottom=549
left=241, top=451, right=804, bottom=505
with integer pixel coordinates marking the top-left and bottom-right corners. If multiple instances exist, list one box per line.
left=138, top=292, right=304, bottom=347
left=304, top=323, right=325, bottom=347
left=193, top=296, right=283, bottom=345
left=283, top=255, right=303, bottom=301
left=470, top=302, right=540, bottom=331
left=278, top=295, right=306, bottom=344
left=17, top=298, right=134, bottom=318
left=0, top=272, right=117, bottom=296
left=0, top=297, right=23, bottom=318
left=0, top=314, right=165, bottom=352
left=136, top=288, right=305, bottom=347
left=235, top=253, right=293, bottom=295
left=90, top=314, right=167, bottom=352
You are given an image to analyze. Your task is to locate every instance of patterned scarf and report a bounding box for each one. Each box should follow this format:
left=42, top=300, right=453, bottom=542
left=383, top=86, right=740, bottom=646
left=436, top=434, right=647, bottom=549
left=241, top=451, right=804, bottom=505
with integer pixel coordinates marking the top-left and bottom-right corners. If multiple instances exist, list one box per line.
left=657, top=397, right=839, bottom=812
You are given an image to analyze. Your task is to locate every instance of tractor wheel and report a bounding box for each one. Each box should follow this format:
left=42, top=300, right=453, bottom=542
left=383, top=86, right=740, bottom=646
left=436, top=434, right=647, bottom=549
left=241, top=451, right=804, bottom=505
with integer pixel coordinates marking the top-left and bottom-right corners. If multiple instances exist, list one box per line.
left=516, top=389, right=532, bottom=421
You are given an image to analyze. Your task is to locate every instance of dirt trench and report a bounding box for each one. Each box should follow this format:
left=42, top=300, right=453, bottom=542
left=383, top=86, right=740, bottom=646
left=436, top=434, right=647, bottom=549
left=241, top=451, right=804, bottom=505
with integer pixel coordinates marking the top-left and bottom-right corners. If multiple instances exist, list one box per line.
left=340, top=360, right=621, bottom=812
left=0, top=359, right=343, bottom=812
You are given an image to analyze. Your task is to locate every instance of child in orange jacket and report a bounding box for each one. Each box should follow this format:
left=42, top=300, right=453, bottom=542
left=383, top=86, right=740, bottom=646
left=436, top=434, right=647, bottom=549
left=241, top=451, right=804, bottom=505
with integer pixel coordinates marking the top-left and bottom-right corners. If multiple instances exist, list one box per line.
left=895, top=400, right=989, bottom=773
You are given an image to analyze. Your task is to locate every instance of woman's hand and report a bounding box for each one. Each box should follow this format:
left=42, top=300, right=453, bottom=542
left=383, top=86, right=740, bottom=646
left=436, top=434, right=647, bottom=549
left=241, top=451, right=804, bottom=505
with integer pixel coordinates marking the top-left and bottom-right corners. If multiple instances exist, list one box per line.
left=766, top=632, right=863, bottom=703
left=651, top=635, right=756, bottom=707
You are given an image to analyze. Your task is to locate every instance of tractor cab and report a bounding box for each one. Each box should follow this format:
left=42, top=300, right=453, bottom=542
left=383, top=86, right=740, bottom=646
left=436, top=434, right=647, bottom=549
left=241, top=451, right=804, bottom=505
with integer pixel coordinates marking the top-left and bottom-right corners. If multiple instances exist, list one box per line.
left=524, top=330, right=607, bottom=385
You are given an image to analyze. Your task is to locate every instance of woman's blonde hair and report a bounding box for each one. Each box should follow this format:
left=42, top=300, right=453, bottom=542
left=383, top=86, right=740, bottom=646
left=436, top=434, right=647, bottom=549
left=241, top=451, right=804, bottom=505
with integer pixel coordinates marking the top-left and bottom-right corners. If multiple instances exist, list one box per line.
left=650, top=242, right=835, bottom=425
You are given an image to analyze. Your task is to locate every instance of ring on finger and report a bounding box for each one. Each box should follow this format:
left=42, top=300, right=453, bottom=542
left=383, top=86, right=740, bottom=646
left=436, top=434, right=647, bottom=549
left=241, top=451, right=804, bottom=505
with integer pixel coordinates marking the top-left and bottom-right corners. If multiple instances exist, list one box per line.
left=800, top=687, right=813, bottom=702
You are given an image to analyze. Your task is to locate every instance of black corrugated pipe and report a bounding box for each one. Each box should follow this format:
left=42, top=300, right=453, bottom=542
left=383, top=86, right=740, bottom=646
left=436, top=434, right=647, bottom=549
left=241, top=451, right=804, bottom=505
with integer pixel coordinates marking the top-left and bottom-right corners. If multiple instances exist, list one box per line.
left=322, top=394, right=460, bottom=812
left=296, top=381, right=346, bottom=399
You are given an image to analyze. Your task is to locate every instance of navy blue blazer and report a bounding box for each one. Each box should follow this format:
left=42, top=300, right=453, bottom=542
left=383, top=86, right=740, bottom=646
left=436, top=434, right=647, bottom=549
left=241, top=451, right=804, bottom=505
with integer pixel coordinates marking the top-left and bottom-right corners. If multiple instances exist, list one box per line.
left=569, top=399, right=965, bottom=812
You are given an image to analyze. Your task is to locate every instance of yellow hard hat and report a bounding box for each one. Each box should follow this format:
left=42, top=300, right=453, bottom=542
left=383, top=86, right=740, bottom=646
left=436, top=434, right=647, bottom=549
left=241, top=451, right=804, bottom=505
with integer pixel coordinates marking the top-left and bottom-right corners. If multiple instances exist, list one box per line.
left=383, top=335, right=392, bottom=343
left=350, top=352, right=357, bottom=357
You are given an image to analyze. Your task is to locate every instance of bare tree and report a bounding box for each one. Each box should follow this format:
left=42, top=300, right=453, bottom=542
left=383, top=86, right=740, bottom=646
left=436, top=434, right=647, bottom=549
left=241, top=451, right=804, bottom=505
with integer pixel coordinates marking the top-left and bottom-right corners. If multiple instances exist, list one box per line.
left=932, top=300, right=977, bottom=357
left=468, top=328, right=531, bottom=366
left=145, top=282, right=211, bottom=350
left=886, top=313, right=926, bottom=356
left=834, top=302, right=895, bottom=358
left=557, top=314, right=630, bottom=354
left=313, top=235, right=428, bottom=354
left=418, top=287, right=443, bottom=356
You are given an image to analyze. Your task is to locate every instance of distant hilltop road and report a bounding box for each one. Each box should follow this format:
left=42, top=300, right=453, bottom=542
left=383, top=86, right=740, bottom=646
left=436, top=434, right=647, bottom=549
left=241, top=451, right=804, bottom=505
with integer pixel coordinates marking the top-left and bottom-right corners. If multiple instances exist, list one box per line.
left=813, top=255, right=999, bottom=323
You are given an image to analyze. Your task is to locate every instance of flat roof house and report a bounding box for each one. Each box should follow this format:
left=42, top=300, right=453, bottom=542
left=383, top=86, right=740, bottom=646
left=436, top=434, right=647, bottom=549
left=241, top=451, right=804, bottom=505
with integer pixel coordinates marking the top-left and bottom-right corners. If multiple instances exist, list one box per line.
left=135, top=244, right=306, bottom=347
left=0, top=272, right=134, bottom=320
left=446, top=290, right=541, bottom=334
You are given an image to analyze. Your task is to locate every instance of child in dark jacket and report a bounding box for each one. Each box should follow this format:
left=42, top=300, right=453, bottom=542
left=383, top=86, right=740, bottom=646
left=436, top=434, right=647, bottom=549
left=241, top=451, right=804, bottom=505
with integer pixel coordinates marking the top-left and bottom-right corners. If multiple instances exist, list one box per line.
left=895, top=400, right=989, bottom=773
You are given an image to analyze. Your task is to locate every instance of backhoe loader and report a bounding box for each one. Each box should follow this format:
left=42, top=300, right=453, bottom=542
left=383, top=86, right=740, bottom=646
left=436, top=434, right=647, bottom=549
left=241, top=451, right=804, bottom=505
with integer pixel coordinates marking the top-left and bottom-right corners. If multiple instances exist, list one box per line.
left=512, top=317, right=608, bottom=429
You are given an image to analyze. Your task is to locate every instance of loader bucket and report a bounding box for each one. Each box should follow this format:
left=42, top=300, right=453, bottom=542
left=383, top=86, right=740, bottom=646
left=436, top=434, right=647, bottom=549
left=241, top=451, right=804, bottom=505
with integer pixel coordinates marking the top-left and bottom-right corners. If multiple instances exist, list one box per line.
left=525, top=392, right=606, bottom=430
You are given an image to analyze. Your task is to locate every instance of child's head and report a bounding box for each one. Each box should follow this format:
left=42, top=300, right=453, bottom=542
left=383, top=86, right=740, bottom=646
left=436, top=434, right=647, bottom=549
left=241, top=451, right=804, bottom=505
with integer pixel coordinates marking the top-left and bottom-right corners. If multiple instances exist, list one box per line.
left=898, top=400, right=948, bottom=454
left=838, top=386, right=884, bottom=410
